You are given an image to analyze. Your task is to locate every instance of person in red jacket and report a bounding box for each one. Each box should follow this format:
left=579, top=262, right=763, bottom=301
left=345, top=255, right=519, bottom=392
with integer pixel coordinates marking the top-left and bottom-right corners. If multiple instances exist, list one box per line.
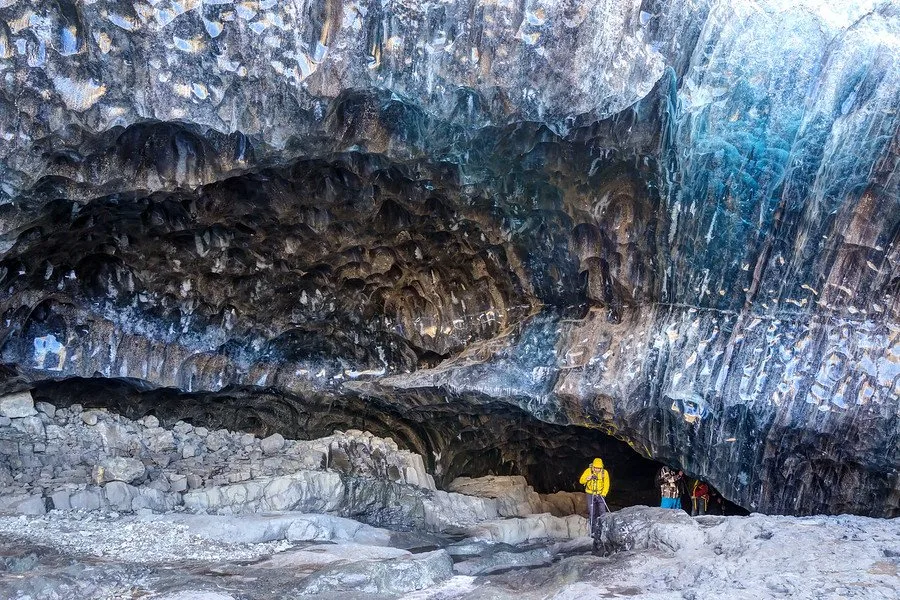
left=691, top=479, right=710, bottom=516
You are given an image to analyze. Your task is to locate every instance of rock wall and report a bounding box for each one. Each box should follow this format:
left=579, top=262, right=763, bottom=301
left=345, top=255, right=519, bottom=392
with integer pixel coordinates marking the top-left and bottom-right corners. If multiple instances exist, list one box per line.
left=0, top=1, right=898, bottom=516
left=26, top=375, right=662, bottom=498
left=0, top=391, right=586, bottom=542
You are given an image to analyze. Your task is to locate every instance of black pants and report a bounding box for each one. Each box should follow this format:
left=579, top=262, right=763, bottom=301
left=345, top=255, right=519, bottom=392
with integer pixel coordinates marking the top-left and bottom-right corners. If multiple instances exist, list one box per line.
left=589, top=494, right=608, bottom=545
left=692, top=497, right=708, bottom=516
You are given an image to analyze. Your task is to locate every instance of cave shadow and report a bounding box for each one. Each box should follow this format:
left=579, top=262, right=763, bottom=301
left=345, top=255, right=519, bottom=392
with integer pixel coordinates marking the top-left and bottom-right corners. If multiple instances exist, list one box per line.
left=22, top=375, right=749, bottom=515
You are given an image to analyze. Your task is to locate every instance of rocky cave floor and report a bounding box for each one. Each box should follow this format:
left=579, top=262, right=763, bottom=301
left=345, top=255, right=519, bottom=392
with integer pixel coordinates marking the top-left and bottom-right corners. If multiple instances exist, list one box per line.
left=0, top=393, right=898, bottom=600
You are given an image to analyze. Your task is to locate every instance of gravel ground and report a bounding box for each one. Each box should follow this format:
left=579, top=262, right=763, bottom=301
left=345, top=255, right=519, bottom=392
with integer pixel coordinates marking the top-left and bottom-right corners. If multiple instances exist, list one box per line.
left=0, top=510, right=292, bottom=564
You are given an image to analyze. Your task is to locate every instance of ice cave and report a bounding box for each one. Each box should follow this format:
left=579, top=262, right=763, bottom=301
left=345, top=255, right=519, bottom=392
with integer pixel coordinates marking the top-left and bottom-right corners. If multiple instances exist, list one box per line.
left=0, top=0, right=898, bottom=598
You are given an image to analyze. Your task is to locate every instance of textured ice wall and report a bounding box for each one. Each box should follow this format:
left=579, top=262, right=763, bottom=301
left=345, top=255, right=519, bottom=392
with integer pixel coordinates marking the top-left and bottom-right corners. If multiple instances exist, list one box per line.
left=0, top=0, right=898, bottom=515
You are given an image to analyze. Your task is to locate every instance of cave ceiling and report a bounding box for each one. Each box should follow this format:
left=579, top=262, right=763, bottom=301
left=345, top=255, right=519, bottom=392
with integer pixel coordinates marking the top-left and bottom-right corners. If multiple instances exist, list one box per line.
left=0, top=0, right=899, bottom=516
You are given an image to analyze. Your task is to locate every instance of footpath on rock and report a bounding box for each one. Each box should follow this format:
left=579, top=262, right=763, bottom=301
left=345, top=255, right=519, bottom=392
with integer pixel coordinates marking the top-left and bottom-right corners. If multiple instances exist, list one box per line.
left=1, top=391, right=898, bottom=599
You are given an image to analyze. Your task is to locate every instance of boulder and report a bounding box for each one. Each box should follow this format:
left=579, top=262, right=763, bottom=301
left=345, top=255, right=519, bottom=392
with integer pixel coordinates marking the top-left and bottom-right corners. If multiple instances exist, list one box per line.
left=0, top=493, right=30, bottom=512
left=50, top=490, right=71, bottom=510
left=183, top=471, right=345, bottom=514
left=297, top=549, right=453, bottom=596
left=144, top=429, right=176, bottom=452
left=69, top=489, right=102, bottom=511
left=283, top=514, right=393, bottom=545
left=540, top=491, right=588, bottom=517
left=104, top=481, right=138, bottom=511
left=168, top=474, right=188, bottom=493
left=599, top=506, right=704, bottom=554
left=466, top=513, right=588, bottom=545
left=15, top=495, right=47, bottom=515
left=95, top=457, right=146, bottom=484
left=0, top=391, right=36, bottom=418
left=260, top=433, right=285, bottom=455
left=454, top=547, right=554, bottom=576
left=11, top=416, right=46, bottom=440
left=34, top=402, right=56, bottom=419
left=204, top=433, right=225, bottom=452
left=147, top=477, right=171, bottom=493
left=44, top=424, right=64, bottom=441
left=423, top=490, right=500, bottom=531
left=447, top=475, right=544, bottom=517
left=95, top=421, right=134, bottom=453
left=296, top=449, right=326, bottom=470
left=133, top=487, right=179, bottom=512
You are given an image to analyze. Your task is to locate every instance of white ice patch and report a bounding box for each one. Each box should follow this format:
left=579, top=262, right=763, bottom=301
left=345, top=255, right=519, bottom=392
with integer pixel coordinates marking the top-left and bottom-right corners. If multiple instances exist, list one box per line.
left=52, top=76, right=106, bottom=111
left=770, top=0, right=880, bottom=29
left=33, top=334, right=66, bottom=370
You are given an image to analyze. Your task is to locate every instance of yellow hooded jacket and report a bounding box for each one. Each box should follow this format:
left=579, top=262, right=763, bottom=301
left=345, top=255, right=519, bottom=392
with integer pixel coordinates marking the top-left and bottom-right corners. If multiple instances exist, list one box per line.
left=579, top=458, right=610, bottom=496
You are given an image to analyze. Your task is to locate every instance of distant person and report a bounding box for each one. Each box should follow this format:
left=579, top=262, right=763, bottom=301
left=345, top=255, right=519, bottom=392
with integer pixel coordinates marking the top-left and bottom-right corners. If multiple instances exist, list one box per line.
left=679, top=473, right=692, bottom=512
left=707, top=487, right=726, bottom=515
left=656, top=466, right=683, bottom=510
left=579, top=458, right=610, bottom=551
left=691, top=479, right=710, bottom=516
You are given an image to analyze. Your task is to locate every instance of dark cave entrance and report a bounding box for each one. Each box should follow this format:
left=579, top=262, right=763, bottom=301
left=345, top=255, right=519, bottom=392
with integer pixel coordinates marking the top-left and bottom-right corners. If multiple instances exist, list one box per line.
left=28, top=376, right=677, bottom=510
left=436, top=411, right=663, bottom=510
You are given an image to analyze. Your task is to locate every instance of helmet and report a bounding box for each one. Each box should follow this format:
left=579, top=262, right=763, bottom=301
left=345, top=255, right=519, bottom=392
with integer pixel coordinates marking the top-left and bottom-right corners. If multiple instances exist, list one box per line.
left=592, top=458, right=604, bottom=469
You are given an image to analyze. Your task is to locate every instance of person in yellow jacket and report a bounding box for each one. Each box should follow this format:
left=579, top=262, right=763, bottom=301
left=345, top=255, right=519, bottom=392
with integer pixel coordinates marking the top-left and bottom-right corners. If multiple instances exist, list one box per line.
left=580, top=457, right=611, bottom=496
left=579, top=458, right=610, bottom=551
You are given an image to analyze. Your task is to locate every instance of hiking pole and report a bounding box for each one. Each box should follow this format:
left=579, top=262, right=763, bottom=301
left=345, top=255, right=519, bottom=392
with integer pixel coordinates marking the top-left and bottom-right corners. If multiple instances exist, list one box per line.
left=588, top=489, right=595, bottom=539
left=599, top=494, right=610, bottom=513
